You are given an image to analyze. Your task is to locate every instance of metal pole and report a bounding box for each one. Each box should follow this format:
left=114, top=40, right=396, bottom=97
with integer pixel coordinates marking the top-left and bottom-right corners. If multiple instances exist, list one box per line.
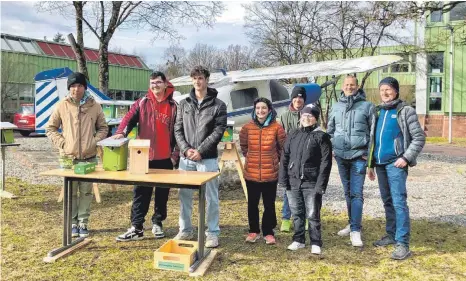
left=448, top=28, right=454, bottom=144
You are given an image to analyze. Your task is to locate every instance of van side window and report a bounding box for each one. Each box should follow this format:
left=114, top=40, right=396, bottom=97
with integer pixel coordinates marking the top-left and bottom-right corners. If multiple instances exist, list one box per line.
left=270, top=79, right=289, bottom=102
left=230, top=88, right=259, bottom=110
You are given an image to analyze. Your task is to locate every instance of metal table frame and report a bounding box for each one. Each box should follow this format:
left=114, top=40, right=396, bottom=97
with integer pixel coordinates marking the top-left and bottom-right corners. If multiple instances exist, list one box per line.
left=48, top=174, right=212, bottom=272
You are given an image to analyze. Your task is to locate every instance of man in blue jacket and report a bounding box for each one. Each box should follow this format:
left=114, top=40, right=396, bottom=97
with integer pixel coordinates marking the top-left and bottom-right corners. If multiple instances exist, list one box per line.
left=368, top=77, right=425, bottom=260
left=327, top=75, right=376, bottom=247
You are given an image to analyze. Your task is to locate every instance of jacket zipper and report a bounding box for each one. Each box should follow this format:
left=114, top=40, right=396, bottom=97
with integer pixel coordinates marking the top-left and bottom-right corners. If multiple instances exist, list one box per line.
left=78, top=104, right=82, bottom=159
left=259, top=127, right=262, bottom=182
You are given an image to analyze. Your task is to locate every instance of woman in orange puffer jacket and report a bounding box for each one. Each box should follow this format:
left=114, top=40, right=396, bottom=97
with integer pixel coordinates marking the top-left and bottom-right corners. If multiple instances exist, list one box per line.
left=239, top=97, right=286, bottom=245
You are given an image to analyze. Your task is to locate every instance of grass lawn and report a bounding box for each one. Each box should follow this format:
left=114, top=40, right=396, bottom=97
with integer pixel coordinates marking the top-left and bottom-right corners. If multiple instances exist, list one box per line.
left=426, top=137, right=466, bottom=147
left=1, top=178, right=465, bottom=281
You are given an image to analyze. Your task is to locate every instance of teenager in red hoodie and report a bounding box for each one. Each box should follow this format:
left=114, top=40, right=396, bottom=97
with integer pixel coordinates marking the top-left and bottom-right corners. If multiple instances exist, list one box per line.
left=114, top=71, right=179, bottom=241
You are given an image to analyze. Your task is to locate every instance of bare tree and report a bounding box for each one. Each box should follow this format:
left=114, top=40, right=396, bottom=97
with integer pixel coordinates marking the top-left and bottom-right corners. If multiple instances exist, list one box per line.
left=37, top=1, right=225, bottom=94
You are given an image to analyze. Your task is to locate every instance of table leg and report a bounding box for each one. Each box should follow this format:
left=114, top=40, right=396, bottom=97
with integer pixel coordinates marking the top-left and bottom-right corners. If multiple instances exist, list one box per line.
left=66, top=178, right=73, bottom=245
left=190, top=183, right=211, bottom=272
left=62, top=178, right=69, bottom=246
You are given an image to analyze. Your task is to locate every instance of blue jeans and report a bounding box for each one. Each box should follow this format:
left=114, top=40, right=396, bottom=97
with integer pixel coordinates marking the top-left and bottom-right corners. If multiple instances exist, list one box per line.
left=178, top=157, right=220, bottom=237
left=375, top=162, right=410, bottom=246
left=282, top=192, right=292, bottom=220
left=335, top=156, right=366, bottom=232
left=286, top=188, right=323, bottom=246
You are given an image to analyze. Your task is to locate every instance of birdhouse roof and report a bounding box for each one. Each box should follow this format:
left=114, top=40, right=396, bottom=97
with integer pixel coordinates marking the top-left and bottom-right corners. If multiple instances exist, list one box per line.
left=128, top=139, right=150, bottom=148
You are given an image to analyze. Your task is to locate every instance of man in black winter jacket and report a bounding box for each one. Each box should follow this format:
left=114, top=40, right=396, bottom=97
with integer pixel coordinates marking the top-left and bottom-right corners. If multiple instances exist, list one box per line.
left=174, top=65, right=227, bottom=248
left=278, top=105, right=332, bottom=255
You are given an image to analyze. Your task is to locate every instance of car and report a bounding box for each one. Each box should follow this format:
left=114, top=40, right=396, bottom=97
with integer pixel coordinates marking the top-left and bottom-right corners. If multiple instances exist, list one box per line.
left=13, top=103, right=35, bottom=137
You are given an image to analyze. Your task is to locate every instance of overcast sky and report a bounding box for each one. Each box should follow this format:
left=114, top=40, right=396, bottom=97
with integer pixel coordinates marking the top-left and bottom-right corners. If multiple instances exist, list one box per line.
left=0, top=1, right=250, bottom=67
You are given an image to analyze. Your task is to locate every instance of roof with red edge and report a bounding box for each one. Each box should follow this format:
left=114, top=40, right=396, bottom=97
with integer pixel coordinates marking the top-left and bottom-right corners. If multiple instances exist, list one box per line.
left=1, top=33, right=147, bottom=69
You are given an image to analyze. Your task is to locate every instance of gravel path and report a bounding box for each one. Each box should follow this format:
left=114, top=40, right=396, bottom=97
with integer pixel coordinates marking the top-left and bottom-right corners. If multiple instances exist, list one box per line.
left=2, top=136, right=466, bottom=227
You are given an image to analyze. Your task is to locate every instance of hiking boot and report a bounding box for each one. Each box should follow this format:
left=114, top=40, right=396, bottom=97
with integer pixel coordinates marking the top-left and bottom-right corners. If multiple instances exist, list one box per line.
left=79, top=224, right=89, bottom=238
left=311, top=245, right=322, bottom=255
left=245, top=233, right=261, bottom=243
left=287, top=241, right=305, bottom=251
left=205, top=234, right=219, bottom=248
left=116, top=226, right=144, bottom=242
left=174, top=231, right=195, bottom=241
left=72, top=224, right=79, bottom=238
left=280, top=219, right=291, bottom=232
left=264, top=235, right=276, bottom=245
left=337, top=224, right=351, bottom=237
left=373, top=235, right=396, bottom=247
left=350, top=231, right=363, bottom=247
left=152, top=224, right=165, bottom=239
left=391, top=244, right=411, bottom=260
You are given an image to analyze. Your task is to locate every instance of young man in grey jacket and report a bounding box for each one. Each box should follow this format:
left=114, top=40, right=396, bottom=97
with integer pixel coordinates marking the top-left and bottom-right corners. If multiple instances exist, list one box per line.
left=174, top=66, right=227, bottom=248
left=327, top=75, right=376, bottom=247
left=368, top=77, right=425, bottom=260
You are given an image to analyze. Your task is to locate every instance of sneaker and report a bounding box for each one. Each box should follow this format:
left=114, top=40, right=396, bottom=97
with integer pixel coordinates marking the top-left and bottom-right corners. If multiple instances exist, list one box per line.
left=116, top=226, right=144, bottom=242
left=373, top=235, right=396, bottom=247
left=280, top=219, right=291, bottom=232
left=287, top=241, right=305, bottom=251
left=79, top=224, right=89, bottom=238
left=311, top=245, right=322, bottom=255
left=264, top=235, right=276, bottom=245
left=205, top=234, right=219, bottom=248
left=152, top=224, right=165, bottom=239
left=174, top=231, right=195, bottom=241
left=72, top=224, right=79, bottom=238
left=350, top=231, right=363, bottom=247
left=337, top=224, right=351, bottom=237
left=245, top=233, right=261, bottom=243
left=391, top=244, right=411, bottom=260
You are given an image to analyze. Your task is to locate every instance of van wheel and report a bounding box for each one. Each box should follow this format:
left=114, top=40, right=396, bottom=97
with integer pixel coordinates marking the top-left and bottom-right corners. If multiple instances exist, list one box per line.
left=20, top=131, right=31, bottom=137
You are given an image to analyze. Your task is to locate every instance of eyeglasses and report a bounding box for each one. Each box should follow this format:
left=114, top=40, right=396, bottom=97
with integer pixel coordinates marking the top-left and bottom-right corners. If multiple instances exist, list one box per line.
left=150, top=81, right=165, bottom=85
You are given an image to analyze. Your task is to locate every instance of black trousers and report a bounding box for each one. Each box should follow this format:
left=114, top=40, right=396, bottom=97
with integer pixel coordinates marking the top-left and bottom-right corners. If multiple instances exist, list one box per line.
left=131, top=158, right=173, bottom=229
left=287, top=188, right=323, bottom=246
left=246, top=180, right=278, bottom=236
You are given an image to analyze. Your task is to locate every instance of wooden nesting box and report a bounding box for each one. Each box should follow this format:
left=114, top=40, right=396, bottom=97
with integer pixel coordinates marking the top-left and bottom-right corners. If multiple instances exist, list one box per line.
left=128, top=139, right=150, bottom=174
left=1, top=122, right=17, bottom=144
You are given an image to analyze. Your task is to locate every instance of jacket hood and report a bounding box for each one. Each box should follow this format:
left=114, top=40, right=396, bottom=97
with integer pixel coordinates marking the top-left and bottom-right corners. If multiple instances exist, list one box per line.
left=64, top=94, right=96, bottom=107
left=147, top=81, right=175, bottom=102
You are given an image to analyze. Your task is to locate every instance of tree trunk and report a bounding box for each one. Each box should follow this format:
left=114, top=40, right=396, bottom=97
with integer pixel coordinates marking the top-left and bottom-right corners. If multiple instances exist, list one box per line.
left=98, top=41, right=109, bottom=94
left=72, top=1, right=89, bottom=79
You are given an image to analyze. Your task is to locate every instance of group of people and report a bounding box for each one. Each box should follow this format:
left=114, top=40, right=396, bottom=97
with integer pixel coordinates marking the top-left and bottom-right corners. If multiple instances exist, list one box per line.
left=46, top=67, right=425, bottom=260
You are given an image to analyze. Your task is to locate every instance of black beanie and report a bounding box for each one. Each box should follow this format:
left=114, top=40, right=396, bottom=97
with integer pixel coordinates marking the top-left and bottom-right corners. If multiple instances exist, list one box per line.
left=301, top=104, right=320, bottom=120
left=291, top=86, right=307, bottom=102
left=67, top=72, right=88, bottom=90
left=379, top=77, right=399, bottom=97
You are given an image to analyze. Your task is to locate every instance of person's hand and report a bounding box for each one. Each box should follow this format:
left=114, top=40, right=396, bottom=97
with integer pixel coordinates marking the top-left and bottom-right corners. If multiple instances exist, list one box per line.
left=315, top=188, right=325, bottom=195
left=394, top=158, right=408, bottom=168
left=171, top=158, right=176, bottom=166
left=332, top=151, right=335, bottom=157
left=361, top=155, right=367, bottom=160
left=190, top=150, right=202, bottom=161
left=112, top=133, right=124, bottom=139
left=367, top=168, right=376, bottom=181
left=185, top=149, right=195, bottom=158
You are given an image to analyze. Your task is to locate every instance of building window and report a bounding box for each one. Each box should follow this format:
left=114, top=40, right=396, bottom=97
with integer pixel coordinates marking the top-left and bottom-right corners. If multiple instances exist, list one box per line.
left=430, top=2, right=444, bottom=22
left=450, top=1, right=466, bottom=21
left=230, top=88, right=258, bottom=110
left=384, top=53, right=415, bottom=73
left=269, top=80, right=289, bottom=102
left=427, top=52, right=444, bottom=73
left=428, top=77, right=442, bottom=111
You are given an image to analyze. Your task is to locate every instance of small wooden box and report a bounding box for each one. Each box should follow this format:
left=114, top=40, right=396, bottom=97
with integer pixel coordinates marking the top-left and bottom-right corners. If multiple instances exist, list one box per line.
left=0, top=122, right=17, bottom=144
left=98, top=137, right=130, bottom=171
left=154, top=240, right=198, bottom=273
left=128, top=139, right=150, bottom=174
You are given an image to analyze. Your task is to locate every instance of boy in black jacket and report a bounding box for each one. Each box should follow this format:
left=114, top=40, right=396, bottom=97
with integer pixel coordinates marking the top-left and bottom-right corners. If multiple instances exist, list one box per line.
left=278, top=105, right=332, bottom=255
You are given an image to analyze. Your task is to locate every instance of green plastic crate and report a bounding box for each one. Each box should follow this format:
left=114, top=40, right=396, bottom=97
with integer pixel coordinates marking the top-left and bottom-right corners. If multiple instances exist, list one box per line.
left=1, top=129, right=14, bottom=144
left=74, top=162, right=96, bottom=174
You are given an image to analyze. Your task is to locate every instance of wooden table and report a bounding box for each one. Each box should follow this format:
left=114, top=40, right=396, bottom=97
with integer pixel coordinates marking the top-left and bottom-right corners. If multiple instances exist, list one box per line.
left=40, top=168, right=220, bottom=272
left=1, top=143, right=21, bottom=198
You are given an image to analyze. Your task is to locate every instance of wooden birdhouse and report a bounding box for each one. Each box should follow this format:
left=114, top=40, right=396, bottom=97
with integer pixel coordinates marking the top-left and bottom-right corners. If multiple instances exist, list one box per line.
left=1, top=122, right=17, bottom=144
left=128, top=139, right=150, bottom=174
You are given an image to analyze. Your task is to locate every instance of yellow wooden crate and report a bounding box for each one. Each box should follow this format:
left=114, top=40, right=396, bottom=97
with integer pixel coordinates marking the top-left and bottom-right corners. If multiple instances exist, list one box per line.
left=154, top=240, right=198, bottom=273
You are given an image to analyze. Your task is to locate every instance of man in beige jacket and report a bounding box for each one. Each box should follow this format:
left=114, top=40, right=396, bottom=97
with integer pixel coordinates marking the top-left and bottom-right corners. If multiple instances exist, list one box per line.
left=46, top=72, right=108, bottom=238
